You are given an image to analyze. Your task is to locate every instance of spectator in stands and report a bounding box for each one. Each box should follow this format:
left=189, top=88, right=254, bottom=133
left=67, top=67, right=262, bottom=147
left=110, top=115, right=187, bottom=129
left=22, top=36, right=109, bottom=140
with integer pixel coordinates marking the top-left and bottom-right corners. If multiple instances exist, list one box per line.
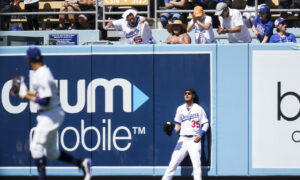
left=243, top=0, right=265, bottom=28
left=187, top=6, right=216, bottom=43
left=104, top=9, right=155, bottom=44
left=252, top=5, right=273, bottom=43
left=59, top=0, right=81, bottom=30
left=165, top=20, right=191, bottom=44
left=160, top=0, right=187, bottom=28
left=278, top=0, right=300, bottom=18
left=0, top=0, right=12, bottom=30
left=78, top=0, right=96, bottom=29
left=24, top=0, right=39, bottom=30
left=215, top=2, right=252, bottom=43
left=193, top=0, right=232, bottom=9
left=269, top=17, right=296, bottom=43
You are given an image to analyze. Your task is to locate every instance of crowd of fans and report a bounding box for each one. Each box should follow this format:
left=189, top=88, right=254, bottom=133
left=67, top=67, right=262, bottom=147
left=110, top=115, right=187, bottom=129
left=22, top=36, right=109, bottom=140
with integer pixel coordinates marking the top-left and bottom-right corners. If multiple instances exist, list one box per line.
left=0, top=0, right=298, bottom=43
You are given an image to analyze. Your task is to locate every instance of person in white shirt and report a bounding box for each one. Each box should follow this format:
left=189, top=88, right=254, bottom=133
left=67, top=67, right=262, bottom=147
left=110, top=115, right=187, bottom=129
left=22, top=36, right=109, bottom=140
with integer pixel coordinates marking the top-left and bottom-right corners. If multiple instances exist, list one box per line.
left=105, top=9, right=155, bottom=44
left=162, top=88, right=209, bottom=180
left=215, top=2, right=252, bottom=43
left=13, top=47, right=92, bottom=180
left=24, top=0, right=39, bottom=30
left=187, top=6, right=216, bottom=44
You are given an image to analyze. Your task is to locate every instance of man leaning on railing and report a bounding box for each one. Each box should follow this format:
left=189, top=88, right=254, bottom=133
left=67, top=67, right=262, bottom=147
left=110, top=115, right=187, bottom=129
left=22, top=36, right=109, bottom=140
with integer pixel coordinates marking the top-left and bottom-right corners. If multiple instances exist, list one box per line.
left=105, top=9, right=155, bottom=44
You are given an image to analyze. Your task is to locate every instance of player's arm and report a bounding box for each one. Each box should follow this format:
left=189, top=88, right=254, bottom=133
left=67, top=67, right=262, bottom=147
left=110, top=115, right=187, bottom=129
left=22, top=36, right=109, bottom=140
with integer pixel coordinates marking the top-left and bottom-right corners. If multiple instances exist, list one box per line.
left=194, top=122, right=209, bottom=143
left=194, top=110, right=209, bottom=143
left=174, top=123, right=181, bottom=133
left=23, top=91, right=50, bottom=106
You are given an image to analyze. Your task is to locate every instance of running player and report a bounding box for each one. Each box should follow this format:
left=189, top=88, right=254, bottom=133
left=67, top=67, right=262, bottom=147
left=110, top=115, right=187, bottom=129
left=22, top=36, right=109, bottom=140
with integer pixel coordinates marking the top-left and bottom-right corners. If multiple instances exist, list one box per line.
left=13, top=47, right=92, bottom=180
left=162, top=88, right=209, bottom=180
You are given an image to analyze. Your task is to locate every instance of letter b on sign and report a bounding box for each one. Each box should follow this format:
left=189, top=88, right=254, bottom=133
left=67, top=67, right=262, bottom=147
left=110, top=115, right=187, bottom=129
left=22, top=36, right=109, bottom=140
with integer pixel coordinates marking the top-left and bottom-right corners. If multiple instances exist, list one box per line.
left=277, top=82, right=300, bottom=121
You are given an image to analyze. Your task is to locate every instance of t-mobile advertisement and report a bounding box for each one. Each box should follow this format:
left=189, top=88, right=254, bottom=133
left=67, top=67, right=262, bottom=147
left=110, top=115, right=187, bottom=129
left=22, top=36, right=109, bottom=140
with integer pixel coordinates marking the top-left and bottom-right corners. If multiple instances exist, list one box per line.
left=0, top=47, right=212, bottom=175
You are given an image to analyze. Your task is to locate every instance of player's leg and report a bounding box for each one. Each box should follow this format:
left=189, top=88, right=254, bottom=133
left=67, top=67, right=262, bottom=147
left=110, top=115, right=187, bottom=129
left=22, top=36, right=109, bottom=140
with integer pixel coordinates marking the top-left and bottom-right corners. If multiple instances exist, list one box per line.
left=162, top=137, right=188, bottom=180
left=45, top=108, right=92, bottom=180
left=187, top=139, right=202, bottom=180
left=30, top=121, right=49, bottom=180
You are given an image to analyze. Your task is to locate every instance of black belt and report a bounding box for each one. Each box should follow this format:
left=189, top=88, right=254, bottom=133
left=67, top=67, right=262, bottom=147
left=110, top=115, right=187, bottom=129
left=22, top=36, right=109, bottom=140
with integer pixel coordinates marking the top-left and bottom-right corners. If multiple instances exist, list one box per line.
left=182, top=135, right=194, bottom=137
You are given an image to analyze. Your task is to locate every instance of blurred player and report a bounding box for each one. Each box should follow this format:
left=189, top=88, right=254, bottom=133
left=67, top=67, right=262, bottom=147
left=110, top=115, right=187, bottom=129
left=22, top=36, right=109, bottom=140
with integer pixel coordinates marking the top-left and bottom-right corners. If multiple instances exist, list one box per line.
left=12, top=47, right=92, bottom=180
left=105, top=9, right=155, bottom=44
left=162, top=88, right=209, bottom=180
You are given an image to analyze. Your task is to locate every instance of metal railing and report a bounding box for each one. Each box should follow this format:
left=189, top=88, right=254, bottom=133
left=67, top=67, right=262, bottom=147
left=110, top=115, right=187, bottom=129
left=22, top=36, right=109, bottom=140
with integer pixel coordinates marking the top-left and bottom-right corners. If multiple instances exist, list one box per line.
left=0, top=0, right=151, bottom=30
left=154, top=1, right=300, bottom=28
left=0, top=0, right=299, bottom=37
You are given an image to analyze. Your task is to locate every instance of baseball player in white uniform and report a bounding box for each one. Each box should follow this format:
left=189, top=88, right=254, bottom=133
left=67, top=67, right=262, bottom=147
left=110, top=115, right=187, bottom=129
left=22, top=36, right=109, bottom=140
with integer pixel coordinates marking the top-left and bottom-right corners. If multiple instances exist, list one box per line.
left=14, top=47, right=92, bottom=180
left=105, top=9, right=155, bottom=44
left=162, top=88, right=209, bottom=180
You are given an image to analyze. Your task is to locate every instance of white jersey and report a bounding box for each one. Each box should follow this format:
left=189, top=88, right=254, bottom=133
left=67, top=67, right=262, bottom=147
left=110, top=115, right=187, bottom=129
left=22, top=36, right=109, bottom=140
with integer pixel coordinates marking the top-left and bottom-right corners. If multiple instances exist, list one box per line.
left=219, top=8, right=252, bottom=43
left=112, top=16, right=154, bottom=44
left=194, top=15, right=216, bottom=44
left=24, top=0, right=39, bottom=5
left=174, top=103, right=209, bottom=136
left=31, top=65, right=60, bottom=112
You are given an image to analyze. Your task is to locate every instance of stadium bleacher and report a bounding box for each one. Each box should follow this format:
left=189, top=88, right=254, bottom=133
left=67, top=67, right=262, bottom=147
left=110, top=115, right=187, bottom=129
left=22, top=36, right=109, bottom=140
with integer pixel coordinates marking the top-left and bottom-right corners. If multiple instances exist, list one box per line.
left=0, top=0, right=299, bottom=45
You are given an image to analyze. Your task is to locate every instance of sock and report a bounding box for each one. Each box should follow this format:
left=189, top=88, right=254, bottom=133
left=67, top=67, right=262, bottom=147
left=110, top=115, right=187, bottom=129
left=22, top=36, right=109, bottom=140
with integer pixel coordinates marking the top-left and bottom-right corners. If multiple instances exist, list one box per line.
left=58, top=151, right=82, bottom=167
left=35, top=157, right=46, bottom=180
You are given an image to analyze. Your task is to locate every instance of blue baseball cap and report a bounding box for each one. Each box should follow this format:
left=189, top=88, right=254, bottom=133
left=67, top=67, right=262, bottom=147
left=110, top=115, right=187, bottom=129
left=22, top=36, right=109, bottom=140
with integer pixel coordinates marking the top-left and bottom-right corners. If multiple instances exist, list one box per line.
left=26, top=47, right=42, bottom=61
left=274, top=17, right=286, bottom=27
left=259, top=5, right=270, bottom=14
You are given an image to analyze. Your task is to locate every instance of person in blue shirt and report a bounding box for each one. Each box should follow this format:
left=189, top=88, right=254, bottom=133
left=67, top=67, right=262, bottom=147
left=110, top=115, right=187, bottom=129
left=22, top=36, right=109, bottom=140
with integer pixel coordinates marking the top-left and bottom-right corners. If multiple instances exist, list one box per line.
left=160, top=0, right=187, bottom=28
left=251, top=5, right=273, bottom=43
left=269, top=17, right=297, bottom=43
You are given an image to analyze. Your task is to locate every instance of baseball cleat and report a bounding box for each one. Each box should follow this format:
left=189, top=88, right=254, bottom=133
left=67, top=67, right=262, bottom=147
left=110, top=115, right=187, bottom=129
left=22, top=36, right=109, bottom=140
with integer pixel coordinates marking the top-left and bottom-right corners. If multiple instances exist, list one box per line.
left=81, top=158, right=92, bottom=180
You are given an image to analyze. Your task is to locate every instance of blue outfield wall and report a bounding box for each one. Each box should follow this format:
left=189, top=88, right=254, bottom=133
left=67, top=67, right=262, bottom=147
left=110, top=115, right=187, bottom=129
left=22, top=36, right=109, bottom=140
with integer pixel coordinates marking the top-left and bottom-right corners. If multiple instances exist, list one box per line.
left=0, top=44, right=300, bottom=176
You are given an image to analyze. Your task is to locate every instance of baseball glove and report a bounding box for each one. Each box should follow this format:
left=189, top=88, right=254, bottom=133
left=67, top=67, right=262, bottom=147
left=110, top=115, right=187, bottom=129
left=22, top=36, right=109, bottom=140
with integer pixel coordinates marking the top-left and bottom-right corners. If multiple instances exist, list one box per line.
left=163, top=121, right=175, bottom=136
left=11, top=76, right=27, bottom=99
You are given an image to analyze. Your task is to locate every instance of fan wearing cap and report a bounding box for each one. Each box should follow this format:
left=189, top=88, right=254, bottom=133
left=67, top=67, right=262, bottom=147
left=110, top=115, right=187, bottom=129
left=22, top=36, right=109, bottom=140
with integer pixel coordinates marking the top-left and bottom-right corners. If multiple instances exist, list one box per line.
left=242, top=0, right=266, bottom=28
left=105, top=9, right=155, bottom=44
left=269, top=18, right=296, bottom=43
left=215, top=2, right=252, bottom=43
left=187, top=6, right=216, bottom=44
left=165, top=20, right=191, bottom=44
left=251, top=5, right=273, bottom=43
left=160, top=0, right=187, bottom=29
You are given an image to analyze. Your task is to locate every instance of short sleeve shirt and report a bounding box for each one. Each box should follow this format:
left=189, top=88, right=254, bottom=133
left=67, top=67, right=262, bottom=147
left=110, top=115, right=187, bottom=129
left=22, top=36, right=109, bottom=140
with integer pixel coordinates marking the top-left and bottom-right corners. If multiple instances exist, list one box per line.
left=219, top=8, right=252, bottom=43
left=253, top=16, right=273, bottom=42
left=174, top=103, right=209, bottom=135
left=269, top=33, right=297, bottom=43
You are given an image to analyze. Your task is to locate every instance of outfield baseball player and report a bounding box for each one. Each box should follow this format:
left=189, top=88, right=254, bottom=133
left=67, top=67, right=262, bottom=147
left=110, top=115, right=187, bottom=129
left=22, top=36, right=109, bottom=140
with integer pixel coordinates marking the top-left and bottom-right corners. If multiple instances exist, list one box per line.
left=12, top=47, right=92, bottom=180
left=105, top=9, right=155, bottom=44
left=162, top=88, right=209, bottom=180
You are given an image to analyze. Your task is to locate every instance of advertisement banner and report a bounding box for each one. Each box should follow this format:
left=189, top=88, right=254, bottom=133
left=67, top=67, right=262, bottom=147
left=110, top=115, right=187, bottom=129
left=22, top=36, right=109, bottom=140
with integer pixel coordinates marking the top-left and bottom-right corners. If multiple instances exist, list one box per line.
left=91, top=54, right=154, bottom=167
left=252, top=50, right=300, bottom=168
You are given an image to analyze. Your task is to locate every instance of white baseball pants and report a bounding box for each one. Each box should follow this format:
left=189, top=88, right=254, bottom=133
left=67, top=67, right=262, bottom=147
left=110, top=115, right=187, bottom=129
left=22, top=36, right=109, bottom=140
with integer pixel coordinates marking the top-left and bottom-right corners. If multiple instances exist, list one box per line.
left=162, top=136, right=202, bottom=180
left=30, top=106, right=65, bottom=160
